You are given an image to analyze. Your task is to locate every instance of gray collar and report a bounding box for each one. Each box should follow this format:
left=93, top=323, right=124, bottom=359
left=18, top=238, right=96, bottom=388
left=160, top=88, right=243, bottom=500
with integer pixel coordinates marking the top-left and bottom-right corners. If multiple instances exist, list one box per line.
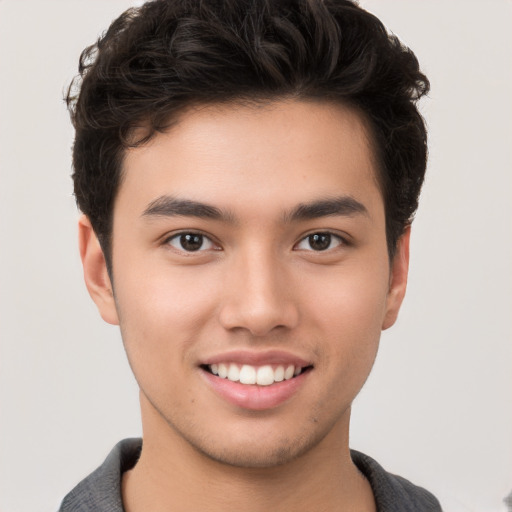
left=59, top=438, right=442, bottom=511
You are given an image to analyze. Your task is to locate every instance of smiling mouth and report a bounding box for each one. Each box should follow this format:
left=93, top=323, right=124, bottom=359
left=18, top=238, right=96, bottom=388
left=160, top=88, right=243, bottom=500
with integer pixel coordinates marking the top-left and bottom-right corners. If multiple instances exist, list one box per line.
left=201, top=363, right=313, bottom=386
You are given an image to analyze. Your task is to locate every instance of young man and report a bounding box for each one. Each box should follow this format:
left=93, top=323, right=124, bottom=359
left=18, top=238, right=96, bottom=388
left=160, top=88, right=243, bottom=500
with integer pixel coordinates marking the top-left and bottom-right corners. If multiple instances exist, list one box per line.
left=60, top=0, right=441, bottom=510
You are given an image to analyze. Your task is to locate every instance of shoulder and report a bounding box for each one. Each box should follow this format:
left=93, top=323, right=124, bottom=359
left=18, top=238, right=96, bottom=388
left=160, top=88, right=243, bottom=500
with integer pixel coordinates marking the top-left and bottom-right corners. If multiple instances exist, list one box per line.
left=58, top=438, right=142, bottom=512
left=351, top=450, right=443, bottom=512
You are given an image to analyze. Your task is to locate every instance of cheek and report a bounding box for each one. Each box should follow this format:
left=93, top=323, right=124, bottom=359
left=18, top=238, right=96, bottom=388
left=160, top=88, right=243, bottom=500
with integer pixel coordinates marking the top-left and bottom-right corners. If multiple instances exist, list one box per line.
left=310, top=261, right=388, bottom=320
left=112, top=259, right=222, bottom=367
left=304, top=271, right=389, bottom=418
left=305, top=262, right=390, bottom=361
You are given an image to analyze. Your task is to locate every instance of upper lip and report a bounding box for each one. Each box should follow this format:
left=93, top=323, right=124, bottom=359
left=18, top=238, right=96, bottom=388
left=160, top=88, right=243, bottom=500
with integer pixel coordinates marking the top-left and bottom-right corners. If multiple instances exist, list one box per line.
left=201, top=350, right=312, bottom=368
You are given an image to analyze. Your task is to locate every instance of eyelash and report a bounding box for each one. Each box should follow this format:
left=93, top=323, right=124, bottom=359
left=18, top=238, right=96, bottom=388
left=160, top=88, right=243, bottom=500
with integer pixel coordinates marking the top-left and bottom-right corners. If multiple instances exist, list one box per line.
left=164, top=230, right=348, bottom=253
left=164, top=231, right=219, bottom=253
left=294, top=231, right=347, bottom=252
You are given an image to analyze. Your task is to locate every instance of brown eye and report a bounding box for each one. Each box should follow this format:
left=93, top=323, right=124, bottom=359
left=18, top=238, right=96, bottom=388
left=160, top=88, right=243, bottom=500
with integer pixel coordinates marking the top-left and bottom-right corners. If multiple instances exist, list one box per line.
left=295, top=232, right=343, bottom=252
left=308, top=233, right=331, bottom=251
left=180, top=233, right=203, bottom=251
left=167, top=232, right=215, bottom=252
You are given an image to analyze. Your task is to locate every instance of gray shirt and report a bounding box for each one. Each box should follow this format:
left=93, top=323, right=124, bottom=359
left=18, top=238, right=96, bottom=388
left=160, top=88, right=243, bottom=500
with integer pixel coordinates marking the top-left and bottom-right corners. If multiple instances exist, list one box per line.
left=59, top=438, right=442, bottom=511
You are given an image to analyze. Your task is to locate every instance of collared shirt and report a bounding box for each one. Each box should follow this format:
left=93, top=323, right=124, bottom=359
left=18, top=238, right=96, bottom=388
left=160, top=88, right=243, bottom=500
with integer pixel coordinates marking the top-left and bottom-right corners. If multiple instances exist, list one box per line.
left=59, top=438, right=442, bottom=511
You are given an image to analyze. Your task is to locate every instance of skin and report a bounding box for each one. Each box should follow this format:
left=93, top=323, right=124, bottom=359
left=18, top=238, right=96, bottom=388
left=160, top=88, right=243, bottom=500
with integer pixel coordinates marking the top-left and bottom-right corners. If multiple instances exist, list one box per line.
left=79, top=99, right=410, bottom=512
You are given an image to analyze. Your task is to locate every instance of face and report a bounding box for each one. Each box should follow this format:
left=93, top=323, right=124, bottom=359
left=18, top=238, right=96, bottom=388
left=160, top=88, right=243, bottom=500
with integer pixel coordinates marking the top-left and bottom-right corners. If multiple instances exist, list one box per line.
left=80, top=100, right=409, bottom=468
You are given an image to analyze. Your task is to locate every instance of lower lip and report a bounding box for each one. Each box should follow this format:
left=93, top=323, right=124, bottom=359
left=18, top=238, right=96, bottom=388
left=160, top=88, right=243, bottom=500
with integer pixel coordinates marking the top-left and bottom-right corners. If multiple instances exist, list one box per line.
left=201, top=368, right=310, bottom=411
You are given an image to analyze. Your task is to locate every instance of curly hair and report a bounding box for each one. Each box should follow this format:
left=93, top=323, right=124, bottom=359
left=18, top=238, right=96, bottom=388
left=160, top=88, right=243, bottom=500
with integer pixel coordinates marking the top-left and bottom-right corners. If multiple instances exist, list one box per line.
left=66, top=0, right=429, bottom=270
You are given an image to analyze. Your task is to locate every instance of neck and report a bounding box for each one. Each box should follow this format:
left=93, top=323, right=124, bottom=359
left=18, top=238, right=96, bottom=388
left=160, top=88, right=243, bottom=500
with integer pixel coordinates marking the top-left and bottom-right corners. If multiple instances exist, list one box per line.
left=122, top=398, right=376, bottom=512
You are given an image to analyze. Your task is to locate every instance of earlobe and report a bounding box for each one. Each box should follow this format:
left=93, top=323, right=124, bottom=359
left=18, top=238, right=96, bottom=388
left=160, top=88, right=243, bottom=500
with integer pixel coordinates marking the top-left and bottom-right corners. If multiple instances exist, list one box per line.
left=382, top=226, right=411, bottom=330
left=78, top=215, right=119, bottom=325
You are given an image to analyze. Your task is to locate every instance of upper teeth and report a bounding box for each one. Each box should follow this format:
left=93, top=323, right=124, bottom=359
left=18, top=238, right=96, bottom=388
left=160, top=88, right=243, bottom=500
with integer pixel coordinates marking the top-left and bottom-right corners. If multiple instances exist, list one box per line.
left=209, top=363, right=302, bottom=386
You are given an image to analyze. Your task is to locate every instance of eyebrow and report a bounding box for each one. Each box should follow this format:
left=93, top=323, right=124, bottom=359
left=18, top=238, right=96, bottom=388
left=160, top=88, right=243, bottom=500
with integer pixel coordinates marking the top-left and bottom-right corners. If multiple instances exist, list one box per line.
left=142, top=195, right=368, bottom=223
left=142, top=196, right=234, bottom=222
left=284, top=196, right=368, bottom=222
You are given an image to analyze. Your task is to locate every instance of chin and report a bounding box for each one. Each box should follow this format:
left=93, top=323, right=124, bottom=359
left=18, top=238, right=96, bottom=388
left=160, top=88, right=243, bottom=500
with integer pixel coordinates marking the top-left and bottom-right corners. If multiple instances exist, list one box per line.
left=194, top=436, right=311, bottom=469
left=181, top=415, right=339, bottom=470
left=141, top=382, right=351, bottom=470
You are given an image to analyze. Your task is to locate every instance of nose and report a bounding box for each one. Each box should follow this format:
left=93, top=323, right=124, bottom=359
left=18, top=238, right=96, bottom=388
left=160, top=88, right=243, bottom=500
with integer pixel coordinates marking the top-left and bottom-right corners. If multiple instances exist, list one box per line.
left=218, top=249, right=299, bottom=337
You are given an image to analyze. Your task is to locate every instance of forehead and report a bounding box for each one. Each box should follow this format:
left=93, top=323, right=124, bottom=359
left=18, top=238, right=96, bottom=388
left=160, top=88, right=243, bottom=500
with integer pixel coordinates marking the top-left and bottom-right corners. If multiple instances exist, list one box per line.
left=118, top=99, right=383, bottom=220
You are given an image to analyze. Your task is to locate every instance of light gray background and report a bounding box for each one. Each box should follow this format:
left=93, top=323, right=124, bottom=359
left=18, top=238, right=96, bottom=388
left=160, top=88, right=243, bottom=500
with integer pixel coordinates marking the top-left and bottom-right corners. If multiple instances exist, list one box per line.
left=0, top=1, right=511, bottom=511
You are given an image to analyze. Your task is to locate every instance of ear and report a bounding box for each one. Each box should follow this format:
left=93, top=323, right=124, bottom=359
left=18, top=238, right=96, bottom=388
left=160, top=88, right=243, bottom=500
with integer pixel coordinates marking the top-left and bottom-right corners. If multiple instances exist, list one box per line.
left=78, top=215, right=119, bottom=325
left=382, top=226, right=411, bottom=330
